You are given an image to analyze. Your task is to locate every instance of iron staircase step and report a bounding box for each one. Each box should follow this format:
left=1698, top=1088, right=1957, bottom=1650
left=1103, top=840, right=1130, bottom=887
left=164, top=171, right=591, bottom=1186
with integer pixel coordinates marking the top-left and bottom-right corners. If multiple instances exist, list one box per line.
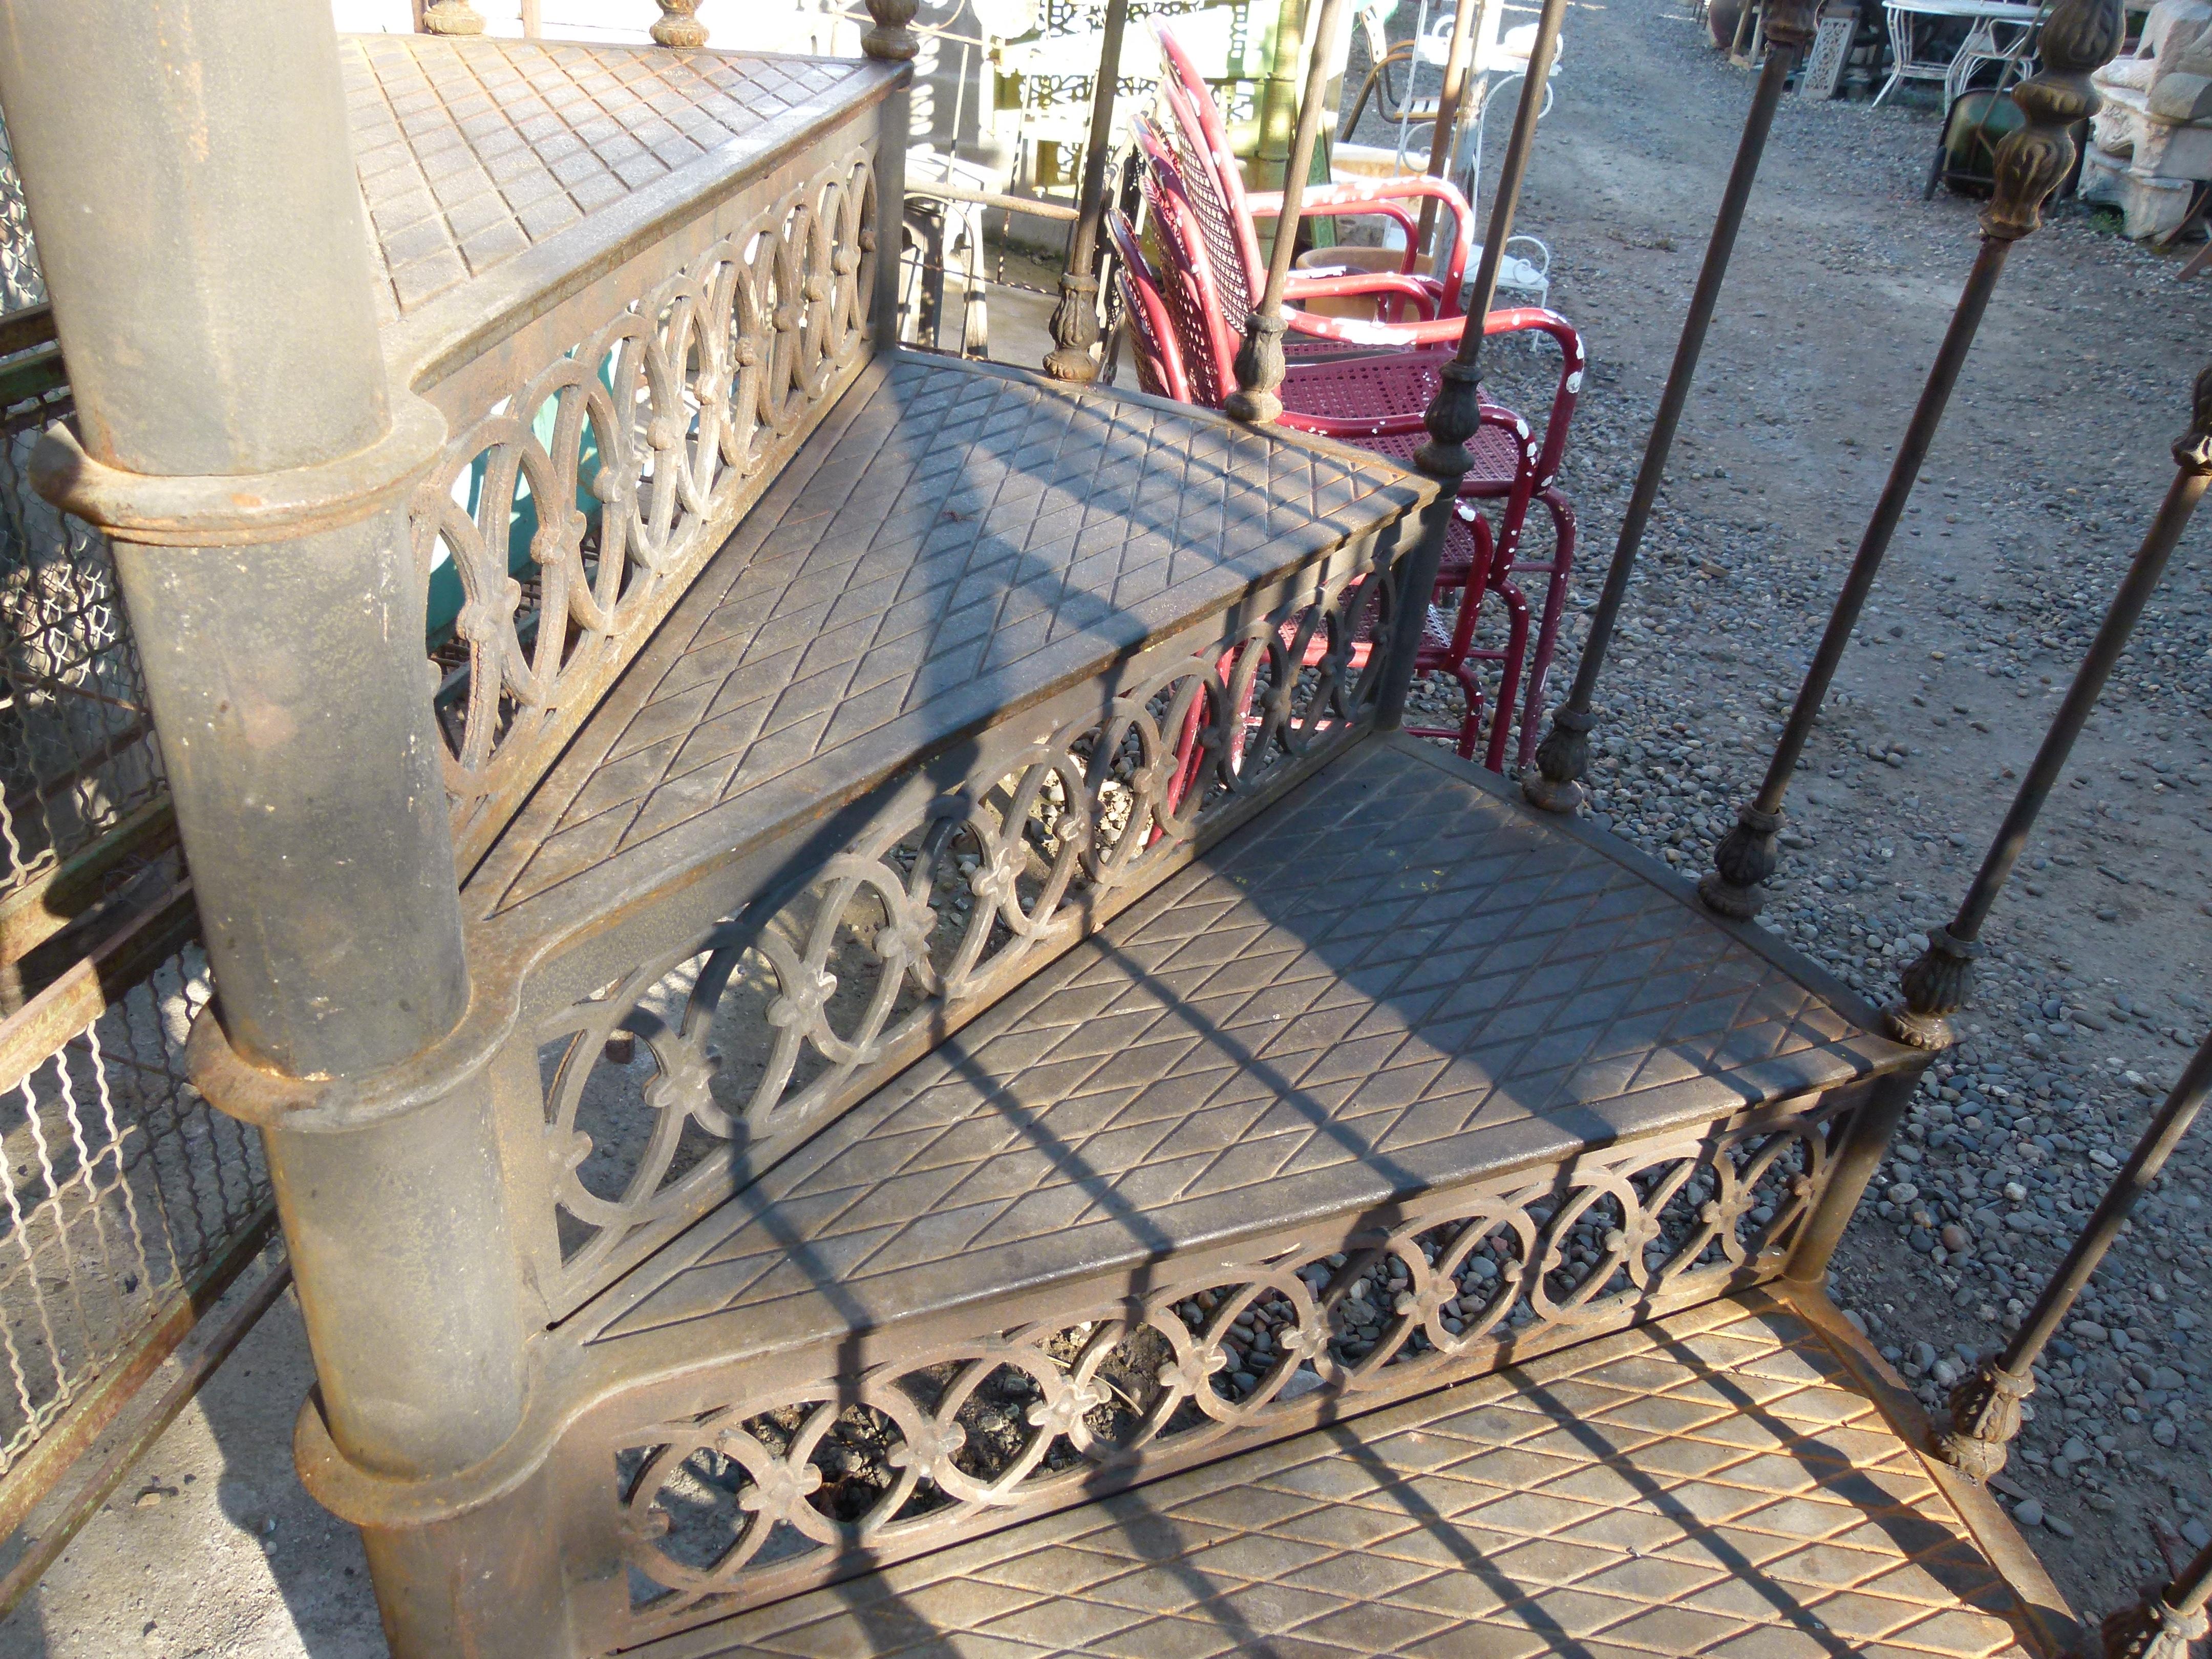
left=628, top=1289, right=2064, bottom=1659
left=528, top=734, right=1931, bottom=1649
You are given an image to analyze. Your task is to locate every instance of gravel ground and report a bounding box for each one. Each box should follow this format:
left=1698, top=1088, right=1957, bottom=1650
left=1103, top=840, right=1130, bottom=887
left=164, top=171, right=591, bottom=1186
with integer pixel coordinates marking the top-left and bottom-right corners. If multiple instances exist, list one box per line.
left=1367, top=0, right=2212, bottom=1624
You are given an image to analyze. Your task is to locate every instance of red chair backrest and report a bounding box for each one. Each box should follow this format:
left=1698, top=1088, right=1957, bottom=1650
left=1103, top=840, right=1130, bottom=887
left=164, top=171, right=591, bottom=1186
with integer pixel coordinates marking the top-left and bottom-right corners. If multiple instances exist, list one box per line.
left=1151, top=27, right=1266, bottom=324
left=1104, top=207, right=1192, bottom=403
left=1131, top=114, right=1240, bottom=408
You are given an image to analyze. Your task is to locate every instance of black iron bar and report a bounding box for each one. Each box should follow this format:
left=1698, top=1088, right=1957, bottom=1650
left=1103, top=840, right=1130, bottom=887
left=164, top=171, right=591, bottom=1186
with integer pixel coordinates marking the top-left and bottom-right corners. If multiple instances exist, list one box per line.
left=2084, top=1535, right=2212, bottom=1659
left=1696, top=0, right=2122, bottom=919
left=1936, top=1030, right=2212, bottom=1482
left=1228, top=0, right=1353, bottom=424
left=1414, top=0, right=1482, bottom=270
left=1885, top=366, right=2212, bottom=1049
left=1045, top=0, right=1133, bottom=381
left=1378, top=0, right=1568, bottom=728
left=1698, top=235, right=2009, bottom=918
left=1522, top=13, right=1812, bottom=812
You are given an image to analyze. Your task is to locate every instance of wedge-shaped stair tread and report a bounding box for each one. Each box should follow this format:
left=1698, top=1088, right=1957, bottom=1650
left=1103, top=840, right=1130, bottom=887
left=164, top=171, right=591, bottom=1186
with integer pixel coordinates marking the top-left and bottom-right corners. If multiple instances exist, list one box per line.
left=578, top=736, right=1916, bottom=1347
left=644, top=1294, right=2042, bottom=1659
left=469, top=354, right=1422, bottom=918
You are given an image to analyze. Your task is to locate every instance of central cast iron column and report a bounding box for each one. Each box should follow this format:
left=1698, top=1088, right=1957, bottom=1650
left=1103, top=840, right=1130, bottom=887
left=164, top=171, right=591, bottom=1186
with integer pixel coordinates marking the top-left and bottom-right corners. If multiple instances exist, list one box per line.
left=0, top=2, right=546, bottom=1652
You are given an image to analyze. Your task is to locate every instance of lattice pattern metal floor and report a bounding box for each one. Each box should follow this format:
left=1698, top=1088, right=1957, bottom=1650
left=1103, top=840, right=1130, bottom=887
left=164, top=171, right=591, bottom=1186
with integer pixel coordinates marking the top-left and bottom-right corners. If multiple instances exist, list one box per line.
left=639, top=1293, right=2047, bottom=1659
left=580, top=737, right=1909, bottom=1347
left=344, top=34, right=871, bottom=317
left=474, top=356, right=1419, bottom=916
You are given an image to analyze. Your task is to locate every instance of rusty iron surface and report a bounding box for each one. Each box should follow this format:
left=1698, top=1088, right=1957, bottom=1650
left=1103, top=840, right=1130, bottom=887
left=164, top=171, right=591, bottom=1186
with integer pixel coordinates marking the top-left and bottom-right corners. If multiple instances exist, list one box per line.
left=625, top=1290, right=2056, bottom=1659
left=576, top=735, right=1913, bottom=1356
left=464, top=352, right=1426, bottom=921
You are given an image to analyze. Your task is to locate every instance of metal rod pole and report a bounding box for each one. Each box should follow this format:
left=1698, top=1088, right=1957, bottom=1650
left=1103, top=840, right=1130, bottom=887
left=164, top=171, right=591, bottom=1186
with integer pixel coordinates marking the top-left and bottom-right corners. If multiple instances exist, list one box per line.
left=2085, top=1535, right=2212, bottom=1659
left=1378, top=0, right=1567, bottom=728
left=1227, top=0, right=1353, bottom=425
left=1695, top=0, right=2120, bottom=920
left=1885, top=367, right=2212, bottom=1049
left=1415, top=0, right=1482, bottom=268
left=1045, top=0, right=1132, bottom=382
left=1699, top=234, right=2009, bottom=918
left=1936, top=1028, right=2212, bottom=1481
left=1522, top=24, right=1808, bottom=812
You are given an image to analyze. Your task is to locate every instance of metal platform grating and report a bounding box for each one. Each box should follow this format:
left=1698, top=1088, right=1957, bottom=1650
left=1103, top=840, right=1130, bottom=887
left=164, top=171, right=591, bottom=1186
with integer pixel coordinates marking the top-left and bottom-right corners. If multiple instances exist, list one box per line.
left=642, top=1293, right=2058, bottom=1659
left=343, top=33, right=875, bottom=319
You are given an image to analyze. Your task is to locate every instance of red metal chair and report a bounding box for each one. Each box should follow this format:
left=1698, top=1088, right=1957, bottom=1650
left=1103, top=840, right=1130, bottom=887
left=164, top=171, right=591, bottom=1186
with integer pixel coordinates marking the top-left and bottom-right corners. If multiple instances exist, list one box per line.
left=1112, top=193, right=1484, bottom=768
left=1153, top=25, right=1475, bottom=349
left=1127, top=119, right=1582, bottom=769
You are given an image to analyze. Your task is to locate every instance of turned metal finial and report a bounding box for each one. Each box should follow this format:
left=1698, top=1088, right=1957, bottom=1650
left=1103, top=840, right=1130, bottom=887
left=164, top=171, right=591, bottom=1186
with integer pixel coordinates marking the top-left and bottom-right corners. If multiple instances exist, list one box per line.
left=1414, top=359, right=1487, bottom=475
left=1932, top=1356, right=2033, bottom=1479
left=651, top=0, right=708, bottom=48
left=2177, top=361, right=2212, bottom=474
left=1759, top=0, right=1822, bottom=47
left=2082, top=1527, right=2212, bottom=1659
left=1982, top=0, right=2123, bottom=240
left=862, top=0, right=922, bottom=61
left=1227, top=313, right=1292, bottom=424
left=1044, top=0, right=1132, bottom=384
left=421, top=0, right=486, bottom=34
left=1883, top=923, right=1983, bottom=1051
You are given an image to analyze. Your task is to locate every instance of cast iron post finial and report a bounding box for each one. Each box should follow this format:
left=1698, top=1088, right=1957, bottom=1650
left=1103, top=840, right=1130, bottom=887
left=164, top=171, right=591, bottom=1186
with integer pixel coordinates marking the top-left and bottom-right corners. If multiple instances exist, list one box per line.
left=2083, top=1537, right=2212, bottom=1659
left=863, top=0, right=922, bottom=61
left=1885, top=363, right=2212, bottom=1049
left=1936, top=1030, right=2212, bottom=1482
left=1696, top=0, right=2121, bottom=919
left=1226, top=0, right=1349, bottom=425
left=1044, top=0, right=1133, bottom=383
left=421, top=0, right=486, bottom=33
left=1522, top=0, right=1819, bottom=814
left=652, top=0, right=708, bottom=48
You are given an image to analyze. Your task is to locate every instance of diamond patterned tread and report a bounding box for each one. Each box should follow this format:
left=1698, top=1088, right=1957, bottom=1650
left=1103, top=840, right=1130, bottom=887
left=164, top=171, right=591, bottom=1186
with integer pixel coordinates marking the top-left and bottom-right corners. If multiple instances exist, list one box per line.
left=576, top=734, right=1916, bottom=1348
left=467, top=354, right=1427, bottom=920
left=637, top=1293, right=2050, bottom=1659
left=345, top=34, right=877, bottom=321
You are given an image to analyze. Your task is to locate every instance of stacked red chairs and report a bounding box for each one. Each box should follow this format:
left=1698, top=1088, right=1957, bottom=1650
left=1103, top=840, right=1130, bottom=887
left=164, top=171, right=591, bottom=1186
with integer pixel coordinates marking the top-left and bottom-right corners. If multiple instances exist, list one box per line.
left=1117, top=44, right=1584, bottom=770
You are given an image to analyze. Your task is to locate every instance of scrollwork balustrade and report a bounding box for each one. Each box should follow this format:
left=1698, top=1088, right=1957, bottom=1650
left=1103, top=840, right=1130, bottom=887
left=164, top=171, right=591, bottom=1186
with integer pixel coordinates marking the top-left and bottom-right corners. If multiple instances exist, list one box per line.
left=601, top=1101, right=1842, bottom=1641
left=413, top=154, right=880, bottom=862
left=534, top=561, right=1395, bottom=1306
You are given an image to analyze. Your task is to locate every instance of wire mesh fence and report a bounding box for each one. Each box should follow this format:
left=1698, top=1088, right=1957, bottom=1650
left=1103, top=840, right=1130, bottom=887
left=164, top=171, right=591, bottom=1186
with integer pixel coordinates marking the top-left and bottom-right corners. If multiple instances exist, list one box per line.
left=0, top=940, right=270, bottom=1477
left=0, top=106, right=274, bottom=1507
left=0, top=112, right=42, bottom=316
